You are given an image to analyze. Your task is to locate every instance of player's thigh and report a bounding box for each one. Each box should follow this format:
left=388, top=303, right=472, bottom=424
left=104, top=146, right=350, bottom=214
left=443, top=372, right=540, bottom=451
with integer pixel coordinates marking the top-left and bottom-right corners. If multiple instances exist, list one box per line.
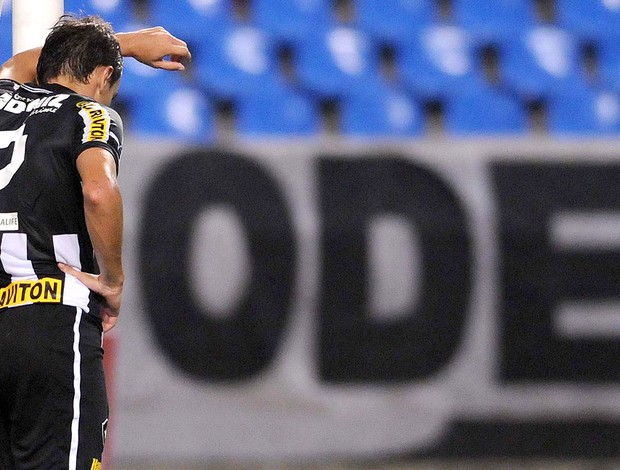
left=0, top=411, right=16, bottom=470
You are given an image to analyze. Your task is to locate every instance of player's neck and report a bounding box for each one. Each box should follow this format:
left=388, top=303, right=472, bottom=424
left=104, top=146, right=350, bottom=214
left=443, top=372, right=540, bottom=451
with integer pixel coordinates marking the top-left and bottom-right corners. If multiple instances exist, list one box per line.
left=47, top=75, right=97, bottom=101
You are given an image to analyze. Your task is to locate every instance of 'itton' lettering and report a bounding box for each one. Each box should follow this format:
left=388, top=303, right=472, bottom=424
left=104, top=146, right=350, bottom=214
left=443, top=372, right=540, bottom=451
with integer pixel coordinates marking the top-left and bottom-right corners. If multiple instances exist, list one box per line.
left=0, top=278, right=62, bottom=309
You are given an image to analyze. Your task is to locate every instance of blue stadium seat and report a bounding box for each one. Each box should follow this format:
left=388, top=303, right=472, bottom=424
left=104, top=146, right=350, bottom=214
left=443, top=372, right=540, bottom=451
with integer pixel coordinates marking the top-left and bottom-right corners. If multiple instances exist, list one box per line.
left=114, top=18, right=189, bottom=100
left=355, top=0, right=437, bottom=45
left=293, top=26, right=385, bottom=99
left=252, top=0, right=333, bottom=45
left=235, top=86, right=320, bottom=137
left=546, top=84, right=620, bottom=136
left=443, top=84, right=528, bottom=135
left=111, top=19, right=189, bottom=104
left=128, top=84, right=215, bottom=142
left=498, top=26, right=585, bottom=100
left=340, top=85, right=424, bottom=137
left=452, top=0, right=538, bottom=44
left=556, top=0, right=620, bottom=42
left=194, top=25, right=283, bottom=100
left=147, top=0, right=234, bottom=45
left=0, top=3, right=12, bottom=63
left=596, top=37, right=620, bottom=92
left=396, top=25, right=487, bottom=101
left=64, top=0, right=134, bottom=29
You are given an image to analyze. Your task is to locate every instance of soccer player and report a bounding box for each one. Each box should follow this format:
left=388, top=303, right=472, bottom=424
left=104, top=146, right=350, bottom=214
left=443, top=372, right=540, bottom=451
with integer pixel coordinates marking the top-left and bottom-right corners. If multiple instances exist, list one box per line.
left=0, top=16, right=190, bottom=469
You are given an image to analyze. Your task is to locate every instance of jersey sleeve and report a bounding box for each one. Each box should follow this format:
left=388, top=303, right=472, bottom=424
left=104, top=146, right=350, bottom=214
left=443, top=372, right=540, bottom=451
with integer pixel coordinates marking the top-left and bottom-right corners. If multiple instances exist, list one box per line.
left=72, top=99, right=124, bottom=171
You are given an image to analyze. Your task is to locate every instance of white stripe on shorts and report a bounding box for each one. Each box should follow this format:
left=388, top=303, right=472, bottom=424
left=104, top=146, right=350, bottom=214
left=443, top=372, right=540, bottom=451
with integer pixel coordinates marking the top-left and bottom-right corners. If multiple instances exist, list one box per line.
left=68, top=307, right=83, bottom=470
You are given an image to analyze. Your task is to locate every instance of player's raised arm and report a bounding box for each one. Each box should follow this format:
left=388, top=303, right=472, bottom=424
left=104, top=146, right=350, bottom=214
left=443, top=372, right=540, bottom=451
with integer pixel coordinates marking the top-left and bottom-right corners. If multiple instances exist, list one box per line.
left=0, top=22, right=191, bottom=83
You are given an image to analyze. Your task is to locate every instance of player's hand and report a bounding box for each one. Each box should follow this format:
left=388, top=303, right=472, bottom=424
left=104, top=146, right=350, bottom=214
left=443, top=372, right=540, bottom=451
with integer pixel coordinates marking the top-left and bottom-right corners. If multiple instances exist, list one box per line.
left=58, top=263, right=123, bottom=333
left=116, top=27, right=191, bottom=71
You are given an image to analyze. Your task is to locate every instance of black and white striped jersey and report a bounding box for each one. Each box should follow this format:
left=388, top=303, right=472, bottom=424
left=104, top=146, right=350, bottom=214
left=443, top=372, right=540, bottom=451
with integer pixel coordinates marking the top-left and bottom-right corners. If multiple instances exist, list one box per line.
left=0, top=79, right=123, bottom=315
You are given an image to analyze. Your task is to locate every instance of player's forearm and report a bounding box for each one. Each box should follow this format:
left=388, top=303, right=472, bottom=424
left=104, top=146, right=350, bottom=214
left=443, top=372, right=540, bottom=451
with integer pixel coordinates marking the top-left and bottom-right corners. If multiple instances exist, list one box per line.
left=83, top=181, right=125, bottom=288
left=115, top=32, right=145, bottom=61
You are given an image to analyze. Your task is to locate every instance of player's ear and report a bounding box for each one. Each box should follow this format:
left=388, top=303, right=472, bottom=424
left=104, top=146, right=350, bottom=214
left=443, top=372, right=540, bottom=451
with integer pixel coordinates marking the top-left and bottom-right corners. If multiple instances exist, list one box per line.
left=102, top=65, right=114, bottom=87
left=92, top=65, right=114, bottom=89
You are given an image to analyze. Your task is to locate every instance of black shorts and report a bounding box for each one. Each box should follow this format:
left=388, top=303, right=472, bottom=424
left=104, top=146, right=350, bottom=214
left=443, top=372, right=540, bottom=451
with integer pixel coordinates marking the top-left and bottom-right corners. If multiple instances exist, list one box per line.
left=0, top=304, right=108, bottom=470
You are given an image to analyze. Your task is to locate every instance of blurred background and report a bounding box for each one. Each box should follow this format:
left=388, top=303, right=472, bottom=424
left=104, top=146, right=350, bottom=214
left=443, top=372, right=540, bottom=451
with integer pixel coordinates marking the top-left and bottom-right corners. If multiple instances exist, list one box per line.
left=2, top=1, right=620, bottom=469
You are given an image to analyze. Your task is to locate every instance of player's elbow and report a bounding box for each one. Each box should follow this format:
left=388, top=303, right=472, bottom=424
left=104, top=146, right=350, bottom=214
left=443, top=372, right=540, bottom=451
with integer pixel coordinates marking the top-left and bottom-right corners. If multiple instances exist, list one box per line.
left=82, top=179, right=121, bottom=208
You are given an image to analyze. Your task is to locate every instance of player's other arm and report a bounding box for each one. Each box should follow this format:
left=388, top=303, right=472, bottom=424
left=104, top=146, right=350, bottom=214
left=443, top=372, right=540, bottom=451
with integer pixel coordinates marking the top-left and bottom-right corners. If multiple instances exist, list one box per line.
left=0, top=26, right=191, bottom=83
left=60, top=147, right=124, bottom=333
left=0, top=48, right=39, bottom=83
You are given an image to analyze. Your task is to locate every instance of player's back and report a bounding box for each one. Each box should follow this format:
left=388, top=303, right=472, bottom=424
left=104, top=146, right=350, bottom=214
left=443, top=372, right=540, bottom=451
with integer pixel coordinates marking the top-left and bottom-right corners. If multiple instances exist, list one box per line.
left=0, top=79, right=123, bottom=311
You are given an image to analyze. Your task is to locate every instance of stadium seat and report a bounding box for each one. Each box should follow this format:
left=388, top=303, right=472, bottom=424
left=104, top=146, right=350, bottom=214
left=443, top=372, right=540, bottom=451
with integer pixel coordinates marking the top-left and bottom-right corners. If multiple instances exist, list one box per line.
left=293, top=25, right=385, bottom=99
left=117, top=55, right=187, bottom=103
left=451, top=0, right=538, bottom=44
left=252, top=0, right=333, bottom=45
left=128, top=84, right=215, bottom=142
left=546, top=84, right=620, bottom=136
left=235, top=86, right=320, bottom=137
left=147, top=0, right=234, bottom=45
left=396, top=25, right=487, bottom=101
left=355, top=0, right=437, bottom=45
left=596, top=37, right=620, bottom=92
left=0, top=3, right=12, bottom=63
left=556, top=0, right=620, bottom=42
left=64, top=0, right=134, bottom=29
left=111, top=19, right=193, bottom=106
left=443, top=83, right=528, bottom=135
left=340, top=85, right=424, bottom=137
left=497, top=26, right=585, bottom=101
left=193, top=25, right=283, bottom=100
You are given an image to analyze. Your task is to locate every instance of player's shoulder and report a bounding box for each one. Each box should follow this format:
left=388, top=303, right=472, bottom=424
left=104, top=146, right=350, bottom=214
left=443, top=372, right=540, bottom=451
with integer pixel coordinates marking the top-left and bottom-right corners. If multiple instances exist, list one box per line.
left=70, top=96, right=124, bottom=150
left=72, top=97, right=123, bottom=126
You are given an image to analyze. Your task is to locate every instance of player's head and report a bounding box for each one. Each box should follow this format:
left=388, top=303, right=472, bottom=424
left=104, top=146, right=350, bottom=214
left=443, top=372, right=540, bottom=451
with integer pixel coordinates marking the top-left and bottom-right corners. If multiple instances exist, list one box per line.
left=36, top=15, right=123, bottom=103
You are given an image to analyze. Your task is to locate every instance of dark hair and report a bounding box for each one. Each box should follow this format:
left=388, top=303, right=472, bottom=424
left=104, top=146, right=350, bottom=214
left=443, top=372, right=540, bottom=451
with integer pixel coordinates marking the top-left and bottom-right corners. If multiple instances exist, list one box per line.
left=36, top=15, right=123, bottom=86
